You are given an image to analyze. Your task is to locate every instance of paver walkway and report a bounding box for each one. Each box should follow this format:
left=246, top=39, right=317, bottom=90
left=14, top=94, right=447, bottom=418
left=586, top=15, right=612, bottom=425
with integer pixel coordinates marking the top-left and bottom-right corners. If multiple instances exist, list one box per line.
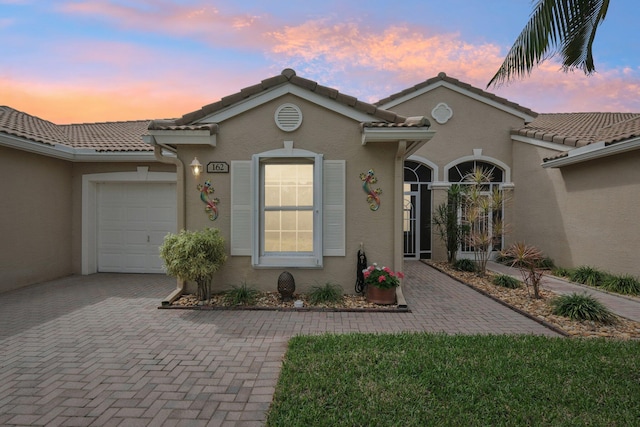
left=488, top=261, right=640, bottom=323
left=1, top=262, right=558, bottom=426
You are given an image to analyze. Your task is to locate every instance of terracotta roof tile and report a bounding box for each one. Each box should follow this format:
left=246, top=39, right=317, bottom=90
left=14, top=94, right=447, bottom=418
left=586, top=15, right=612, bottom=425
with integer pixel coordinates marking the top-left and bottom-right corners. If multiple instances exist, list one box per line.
left=0, top=106, right=68, bottom=146
left=0, top=106, right=151, bottom=153
left=512, top=113, right=640, bottom=148
left=376, top=72, right=538, bottom=118
left=173, top=68, right=406, bottom=126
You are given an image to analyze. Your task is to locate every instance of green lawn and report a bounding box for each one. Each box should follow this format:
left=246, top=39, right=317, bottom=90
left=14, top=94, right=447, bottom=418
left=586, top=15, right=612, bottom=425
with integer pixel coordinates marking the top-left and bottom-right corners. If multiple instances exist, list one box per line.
left=267, top=333, right=640, bottom=426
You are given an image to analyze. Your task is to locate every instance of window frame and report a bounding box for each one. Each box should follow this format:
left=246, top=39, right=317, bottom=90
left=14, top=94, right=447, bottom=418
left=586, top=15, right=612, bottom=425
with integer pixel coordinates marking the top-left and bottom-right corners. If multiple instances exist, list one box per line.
left=251, top=150, right=324, bottom=268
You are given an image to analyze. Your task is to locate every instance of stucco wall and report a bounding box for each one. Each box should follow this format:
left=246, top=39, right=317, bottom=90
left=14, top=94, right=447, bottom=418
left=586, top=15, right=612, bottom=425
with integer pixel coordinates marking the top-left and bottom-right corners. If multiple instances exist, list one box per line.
left=387, top=86, right=527, bottom=261
left=513, top=142, right=640, bottom=276
left=177, top=94, right=400, bottom=294
left=0, top=147, right=73, bottom=292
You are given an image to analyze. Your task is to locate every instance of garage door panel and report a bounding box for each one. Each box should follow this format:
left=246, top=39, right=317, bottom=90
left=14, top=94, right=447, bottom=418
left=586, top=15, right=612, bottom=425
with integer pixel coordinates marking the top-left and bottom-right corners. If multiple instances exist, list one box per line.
left=97, top=182, right=176, bottom=273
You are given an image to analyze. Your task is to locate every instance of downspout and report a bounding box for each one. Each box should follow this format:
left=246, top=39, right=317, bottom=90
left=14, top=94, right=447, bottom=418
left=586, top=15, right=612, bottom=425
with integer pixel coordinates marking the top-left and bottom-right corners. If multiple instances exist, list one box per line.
left=150, top=141, right=187, bottom=305
left=394, top=140, right=408, bottom=309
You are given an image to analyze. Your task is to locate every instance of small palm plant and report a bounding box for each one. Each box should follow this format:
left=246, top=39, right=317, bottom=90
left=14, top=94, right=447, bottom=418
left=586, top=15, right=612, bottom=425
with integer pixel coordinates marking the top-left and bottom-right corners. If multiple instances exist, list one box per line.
left=501, top=242, right=544, bottom=299
left=461, top=167, right=507, bottom=276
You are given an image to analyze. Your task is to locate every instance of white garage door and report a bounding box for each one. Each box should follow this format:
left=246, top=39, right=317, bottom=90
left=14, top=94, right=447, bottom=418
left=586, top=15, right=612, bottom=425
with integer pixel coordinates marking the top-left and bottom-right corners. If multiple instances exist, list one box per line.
left=97, top=182, right=176, bottom=273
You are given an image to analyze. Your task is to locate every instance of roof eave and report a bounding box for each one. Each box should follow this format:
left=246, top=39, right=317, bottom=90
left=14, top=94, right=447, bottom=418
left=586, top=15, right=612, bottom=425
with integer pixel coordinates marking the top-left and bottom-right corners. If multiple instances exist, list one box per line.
left=542, top=137, right=640, bottom=168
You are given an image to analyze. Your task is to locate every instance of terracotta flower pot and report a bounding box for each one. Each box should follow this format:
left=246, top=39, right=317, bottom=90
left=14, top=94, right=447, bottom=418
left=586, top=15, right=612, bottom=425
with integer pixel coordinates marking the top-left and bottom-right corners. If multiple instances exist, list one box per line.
left=366, top=285, right=397, bottom=305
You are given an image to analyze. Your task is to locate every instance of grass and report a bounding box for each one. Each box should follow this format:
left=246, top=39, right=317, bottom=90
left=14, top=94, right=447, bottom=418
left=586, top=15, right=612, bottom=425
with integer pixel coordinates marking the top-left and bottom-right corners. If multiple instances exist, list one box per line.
left=603, top=274, right=640, bottom=296
left=223, top=282, right=259, bottom=305
left=570, top=266, right=607, bottom=287
left=308, top=282, right=343, bottom=305
left=492, top=274, right=521, bottom=289
left=267, top=333, right=640, bottom=426
left=453, top=258, right=476, bottom=272
left=551, top=293, right=617, bottom=324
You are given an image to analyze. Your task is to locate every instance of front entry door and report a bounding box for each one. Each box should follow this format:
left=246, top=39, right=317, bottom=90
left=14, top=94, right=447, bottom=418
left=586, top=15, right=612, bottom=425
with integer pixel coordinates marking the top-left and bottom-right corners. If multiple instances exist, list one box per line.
left=403, top=185, right=419, bottom=259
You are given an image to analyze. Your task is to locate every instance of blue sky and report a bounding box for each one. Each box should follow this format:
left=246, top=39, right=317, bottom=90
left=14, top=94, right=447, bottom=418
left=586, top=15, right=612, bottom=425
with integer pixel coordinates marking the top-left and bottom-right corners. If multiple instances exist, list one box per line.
left=1, top=0, right=638, bottom=123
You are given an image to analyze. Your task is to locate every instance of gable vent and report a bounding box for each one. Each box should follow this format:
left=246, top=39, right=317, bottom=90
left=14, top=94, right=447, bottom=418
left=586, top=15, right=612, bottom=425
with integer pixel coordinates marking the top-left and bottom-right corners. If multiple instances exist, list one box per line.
left=275, top=103, right=303, bottom=132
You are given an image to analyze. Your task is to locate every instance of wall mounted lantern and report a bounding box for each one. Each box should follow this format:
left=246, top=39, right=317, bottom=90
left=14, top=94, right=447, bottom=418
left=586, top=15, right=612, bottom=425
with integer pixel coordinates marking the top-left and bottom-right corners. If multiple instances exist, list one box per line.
left=190, top=157, right=203, bottom=177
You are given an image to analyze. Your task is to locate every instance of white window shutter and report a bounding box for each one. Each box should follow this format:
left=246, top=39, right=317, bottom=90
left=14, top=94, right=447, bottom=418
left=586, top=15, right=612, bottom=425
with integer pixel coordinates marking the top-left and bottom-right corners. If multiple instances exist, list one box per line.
left=231, top=161, right=252, bottom=256
left=323, top=160, right=345, bottom=256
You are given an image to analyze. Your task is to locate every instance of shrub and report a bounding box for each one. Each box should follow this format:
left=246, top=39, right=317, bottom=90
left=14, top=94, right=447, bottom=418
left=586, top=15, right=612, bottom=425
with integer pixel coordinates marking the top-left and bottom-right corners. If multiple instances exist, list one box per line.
left=602, top=275, right=640, bottom=296
left=550, top=293, right=616, bottom=324
left=160, top=228, right=227, bottom=302
left=570, top=266, right=607, bottom=287
left=492, top=274, right=521, bottom=289
left=453, top=258, right=477, bottom=272
left=538, top=257, right=555, bottom=270
left=224, top=282, right=259, bottom=306
left=552, top=266, right=572, bottom=278
left=309, top=282, right=343, bottom=305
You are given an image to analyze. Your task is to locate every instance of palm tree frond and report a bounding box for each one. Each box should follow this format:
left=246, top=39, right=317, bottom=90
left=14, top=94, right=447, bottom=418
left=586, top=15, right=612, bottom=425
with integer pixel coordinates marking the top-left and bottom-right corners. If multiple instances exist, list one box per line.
left=488, top=0, right=609, bottom=87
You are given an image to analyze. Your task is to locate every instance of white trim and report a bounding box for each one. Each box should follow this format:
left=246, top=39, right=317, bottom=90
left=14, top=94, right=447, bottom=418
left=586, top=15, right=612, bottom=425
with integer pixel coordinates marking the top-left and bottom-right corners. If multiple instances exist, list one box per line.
left=361, top=128, right=435, bottom=144
left=251, top=150, right=324, bottom=268
left=379, top=80, right=536, bottom=122
left=81, top=169, right=177, bottom=275
left=0, top=134, right=157, bottom=162
left=406, top=154, right=440, bottom=182
left=511, top=134, right=569, bottom=152
left=146, top=130, right=216, bottom=147
left=542, top=137, right=640, bottom=168
left=444, top=153, right=512, bottom=184
left=198, top=84, right=376, bottom=124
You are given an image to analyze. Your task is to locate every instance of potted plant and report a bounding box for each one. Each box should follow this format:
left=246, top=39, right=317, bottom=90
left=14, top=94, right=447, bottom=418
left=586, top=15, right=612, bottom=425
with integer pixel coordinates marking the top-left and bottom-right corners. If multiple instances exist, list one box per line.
left=363, top=263, right=404, bottom=304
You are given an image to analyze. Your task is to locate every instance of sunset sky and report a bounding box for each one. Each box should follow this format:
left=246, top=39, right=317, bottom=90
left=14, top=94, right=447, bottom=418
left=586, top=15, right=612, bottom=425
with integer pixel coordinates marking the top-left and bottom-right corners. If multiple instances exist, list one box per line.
left=2, top=0, right=638, bottom=124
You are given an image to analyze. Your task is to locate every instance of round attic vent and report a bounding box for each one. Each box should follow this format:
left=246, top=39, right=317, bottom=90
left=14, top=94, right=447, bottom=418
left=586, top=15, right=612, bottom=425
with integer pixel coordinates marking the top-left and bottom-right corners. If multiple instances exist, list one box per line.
left=275, top=103, right=303, bottom=132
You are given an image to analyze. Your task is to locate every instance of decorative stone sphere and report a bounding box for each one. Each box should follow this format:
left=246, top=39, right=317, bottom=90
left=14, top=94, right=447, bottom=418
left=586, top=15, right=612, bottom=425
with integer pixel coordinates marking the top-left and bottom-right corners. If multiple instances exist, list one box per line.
left=277, top=271, right=296, bottom=301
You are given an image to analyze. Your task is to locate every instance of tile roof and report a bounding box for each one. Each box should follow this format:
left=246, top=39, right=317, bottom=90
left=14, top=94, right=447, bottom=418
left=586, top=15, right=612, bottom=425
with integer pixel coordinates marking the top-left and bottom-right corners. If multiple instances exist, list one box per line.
left=165, top=68, right=407, bottom=128
left=512, top=113, right=640, bottom=148
left=0, top=106, right=152, bottom=152
left=375, top=72, right=538, bottom=118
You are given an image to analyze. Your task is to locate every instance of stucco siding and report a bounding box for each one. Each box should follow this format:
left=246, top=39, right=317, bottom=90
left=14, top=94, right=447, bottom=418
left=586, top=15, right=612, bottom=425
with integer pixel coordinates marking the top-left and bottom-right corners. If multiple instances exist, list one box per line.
left=0, top=147, right=73, bottom=292
left=177, top=94, right=399, bottom=293
left=513, top=142, right=640, bottom=276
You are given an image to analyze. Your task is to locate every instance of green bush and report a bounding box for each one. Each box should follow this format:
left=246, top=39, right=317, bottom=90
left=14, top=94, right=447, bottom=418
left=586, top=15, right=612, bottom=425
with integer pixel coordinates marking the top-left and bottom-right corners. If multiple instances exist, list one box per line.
left=551, top=293, right=616, bottom=324
left=309, top=282, right=343, bottom=305
left=570, top=266, right=607, bottom=287
left=160, top=228, right=227, bottom=301
left=552, top=266, right=572, bottom=278
left=453, top=258, right=477, bottom=272
left=603, top=274, right=640, bottom=296
left=492, top=274, right=521, bottom=289
left=538, top=257, right=555, bottom=270
left=224, top=283, right=259, bottom=306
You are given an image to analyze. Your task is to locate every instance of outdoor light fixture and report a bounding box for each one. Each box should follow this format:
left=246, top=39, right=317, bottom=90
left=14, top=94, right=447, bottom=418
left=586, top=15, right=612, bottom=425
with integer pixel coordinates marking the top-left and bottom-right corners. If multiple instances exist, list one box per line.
left=190, top=157, right=203, bottom=176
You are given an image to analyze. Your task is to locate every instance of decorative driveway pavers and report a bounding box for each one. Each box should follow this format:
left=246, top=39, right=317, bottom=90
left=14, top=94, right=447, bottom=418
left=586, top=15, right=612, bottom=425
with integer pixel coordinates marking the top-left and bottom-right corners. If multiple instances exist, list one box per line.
left=0, top=262, right=558, bottom=426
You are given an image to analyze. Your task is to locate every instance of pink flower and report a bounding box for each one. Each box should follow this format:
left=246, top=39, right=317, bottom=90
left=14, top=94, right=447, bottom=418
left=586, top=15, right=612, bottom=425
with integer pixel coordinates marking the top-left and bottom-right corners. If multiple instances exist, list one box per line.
left=383, top=266, right=391, bottom=273
left=397, top=272, right=405, bottom=279
left=378, top=275, right=387, bottom=283
left=363, top=271, right=370, bottom=279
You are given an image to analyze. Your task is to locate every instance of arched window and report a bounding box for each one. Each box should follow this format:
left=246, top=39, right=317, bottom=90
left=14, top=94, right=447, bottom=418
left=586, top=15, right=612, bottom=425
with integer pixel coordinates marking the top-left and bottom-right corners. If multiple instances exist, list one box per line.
left=448, top=160, right=505, bottom=255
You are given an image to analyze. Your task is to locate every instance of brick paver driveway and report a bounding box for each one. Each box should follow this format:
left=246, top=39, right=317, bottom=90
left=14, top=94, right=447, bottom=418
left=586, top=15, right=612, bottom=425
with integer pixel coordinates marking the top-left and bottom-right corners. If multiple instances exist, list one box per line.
left=0, top=262, right=558, bottom=426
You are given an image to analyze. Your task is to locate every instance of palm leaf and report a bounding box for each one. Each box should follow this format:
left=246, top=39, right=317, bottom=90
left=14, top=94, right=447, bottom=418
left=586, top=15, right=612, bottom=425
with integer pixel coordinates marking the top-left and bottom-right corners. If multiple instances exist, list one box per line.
left=488, top=0, right=609, bottom=87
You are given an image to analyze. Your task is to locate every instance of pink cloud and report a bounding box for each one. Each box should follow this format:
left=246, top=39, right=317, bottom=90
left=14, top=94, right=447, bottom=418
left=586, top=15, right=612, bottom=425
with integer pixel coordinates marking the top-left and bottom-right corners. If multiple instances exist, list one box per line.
left=267, top=20, right=640, bottom=113
left=58, top=0, right=274, bottom=50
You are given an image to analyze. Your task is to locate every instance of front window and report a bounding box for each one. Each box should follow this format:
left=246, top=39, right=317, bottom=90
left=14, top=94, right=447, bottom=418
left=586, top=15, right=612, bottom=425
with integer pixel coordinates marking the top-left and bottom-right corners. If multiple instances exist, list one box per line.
left=263, top=163, right=314, bottom=253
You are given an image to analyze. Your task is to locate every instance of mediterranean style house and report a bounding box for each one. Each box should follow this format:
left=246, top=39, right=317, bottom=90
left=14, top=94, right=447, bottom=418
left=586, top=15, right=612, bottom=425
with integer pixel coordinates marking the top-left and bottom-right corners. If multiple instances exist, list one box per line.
left=1, top=69, right=638, bottom=295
